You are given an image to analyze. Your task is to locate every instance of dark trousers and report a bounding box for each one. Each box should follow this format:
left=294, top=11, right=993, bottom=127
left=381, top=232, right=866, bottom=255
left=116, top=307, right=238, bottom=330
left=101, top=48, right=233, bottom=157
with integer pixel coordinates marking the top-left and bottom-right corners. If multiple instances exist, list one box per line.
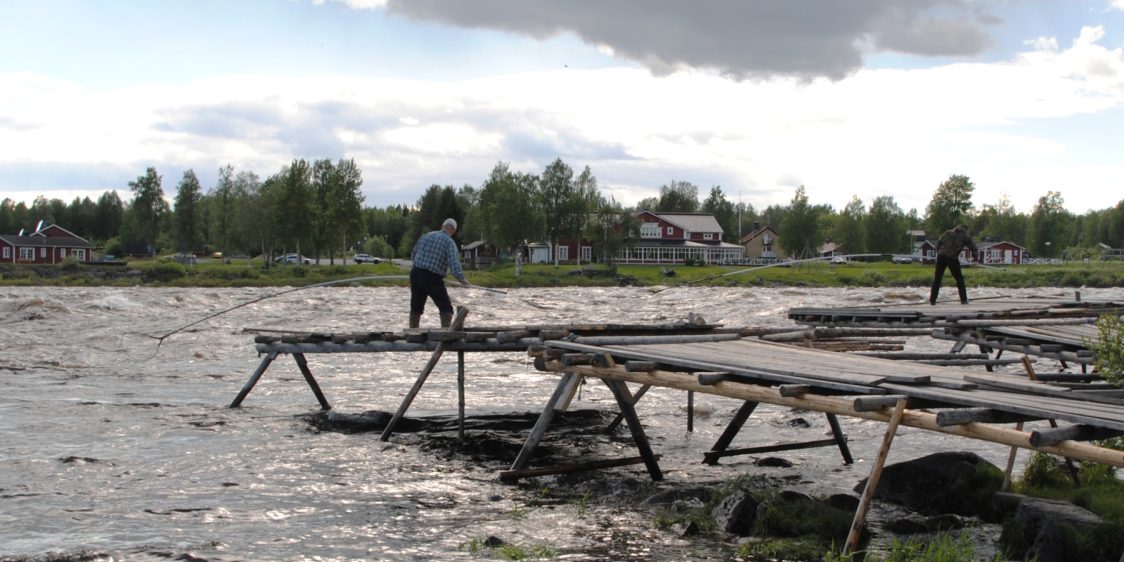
left=930, top=255, right=968, bottom=304
left=410, top=267, right=453, bottom=316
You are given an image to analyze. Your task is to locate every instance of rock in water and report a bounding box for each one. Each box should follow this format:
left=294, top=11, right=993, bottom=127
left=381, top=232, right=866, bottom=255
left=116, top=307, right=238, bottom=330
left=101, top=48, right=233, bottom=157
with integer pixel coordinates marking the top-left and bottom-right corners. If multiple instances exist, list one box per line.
left=853, top=451, right=1003, bottom=516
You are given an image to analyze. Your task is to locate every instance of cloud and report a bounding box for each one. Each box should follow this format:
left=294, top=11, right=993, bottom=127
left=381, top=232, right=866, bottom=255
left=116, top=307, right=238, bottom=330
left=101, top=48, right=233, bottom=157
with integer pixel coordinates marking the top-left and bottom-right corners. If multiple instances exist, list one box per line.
left=2, top=24, right=1122, bottom=214
left=377, top=0, right=997, bottom=80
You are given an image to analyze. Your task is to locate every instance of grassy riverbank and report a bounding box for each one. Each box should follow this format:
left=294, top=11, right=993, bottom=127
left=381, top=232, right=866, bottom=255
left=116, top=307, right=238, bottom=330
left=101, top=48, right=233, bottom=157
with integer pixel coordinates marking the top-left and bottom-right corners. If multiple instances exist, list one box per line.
left=2, top=258, right=1123, bottom=289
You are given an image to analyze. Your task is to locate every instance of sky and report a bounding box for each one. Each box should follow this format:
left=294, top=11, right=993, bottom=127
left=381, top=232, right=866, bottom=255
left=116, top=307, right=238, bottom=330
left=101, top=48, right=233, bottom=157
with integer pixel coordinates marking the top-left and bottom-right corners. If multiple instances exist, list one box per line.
left=2, top=0, right=1123, bottom=218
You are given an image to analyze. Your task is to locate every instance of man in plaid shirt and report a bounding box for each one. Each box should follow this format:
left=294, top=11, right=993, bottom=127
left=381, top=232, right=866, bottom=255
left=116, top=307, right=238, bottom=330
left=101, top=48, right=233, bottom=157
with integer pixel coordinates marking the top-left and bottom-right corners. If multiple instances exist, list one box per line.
left=409, top=218, right=469, bottom=328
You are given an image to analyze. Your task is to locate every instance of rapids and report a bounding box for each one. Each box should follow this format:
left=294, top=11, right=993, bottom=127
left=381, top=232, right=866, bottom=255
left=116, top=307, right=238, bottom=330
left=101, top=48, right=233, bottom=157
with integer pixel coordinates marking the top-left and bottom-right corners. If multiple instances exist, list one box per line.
left=0, top=285, right=1118, bottom=561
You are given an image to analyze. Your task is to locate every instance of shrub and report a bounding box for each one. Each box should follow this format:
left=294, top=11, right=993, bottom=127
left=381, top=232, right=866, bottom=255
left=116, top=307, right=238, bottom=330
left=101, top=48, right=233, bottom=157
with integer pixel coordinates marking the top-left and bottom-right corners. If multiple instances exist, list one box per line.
left=60, top=256, right=81, bottom=271
left=1089, top=313, right=1124, bottom=386
left=146, top=261, right=187, bottom=282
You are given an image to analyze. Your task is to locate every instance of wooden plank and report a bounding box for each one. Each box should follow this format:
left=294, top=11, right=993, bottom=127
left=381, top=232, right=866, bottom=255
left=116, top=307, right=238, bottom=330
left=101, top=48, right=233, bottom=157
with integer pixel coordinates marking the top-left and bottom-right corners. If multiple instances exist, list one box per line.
left=499, top=455, right=660, bottom=482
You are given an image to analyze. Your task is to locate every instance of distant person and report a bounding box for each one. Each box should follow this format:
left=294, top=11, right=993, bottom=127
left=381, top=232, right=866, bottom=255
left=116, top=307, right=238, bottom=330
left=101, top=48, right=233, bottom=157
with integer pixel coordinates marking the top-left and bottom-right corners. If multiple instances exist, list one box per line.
left=929, top=224, right=977, bottom=305
left=409, top=218, right=469, bottom=328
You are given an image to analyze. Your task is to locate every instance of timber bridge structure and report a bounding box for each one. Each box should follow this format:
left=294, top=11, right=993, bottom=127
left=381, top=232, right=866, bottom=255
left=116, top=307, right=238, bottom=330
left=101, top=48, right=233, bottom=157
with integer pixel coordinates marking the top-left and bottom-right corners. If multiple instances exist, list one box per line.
left=232, top=295, right=1124, bottom=549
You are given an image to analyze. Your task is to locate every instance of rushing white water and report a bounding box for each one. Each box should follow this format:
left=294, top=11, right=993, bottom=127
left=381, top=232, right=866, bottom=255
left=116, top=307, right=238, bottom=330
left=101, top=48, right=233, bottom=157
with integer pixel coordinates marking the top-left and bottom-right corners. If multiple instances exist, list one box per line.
left=0, top=284, right=1118, bottom=561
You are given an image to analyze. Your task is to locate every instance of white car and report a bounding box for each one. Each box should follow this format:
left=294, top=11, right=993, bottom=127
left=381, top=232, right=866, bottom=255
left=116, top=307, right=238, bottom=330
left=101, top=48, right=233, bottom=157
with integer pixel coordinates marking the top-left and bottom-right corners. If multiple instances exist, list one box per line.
left=353, top=253, right=381, bottom=264
left=274, top=253, right=311, bottom=265
left=830, top=256, right=848, bottom=264
left=891, top=255, right=913, bottom=264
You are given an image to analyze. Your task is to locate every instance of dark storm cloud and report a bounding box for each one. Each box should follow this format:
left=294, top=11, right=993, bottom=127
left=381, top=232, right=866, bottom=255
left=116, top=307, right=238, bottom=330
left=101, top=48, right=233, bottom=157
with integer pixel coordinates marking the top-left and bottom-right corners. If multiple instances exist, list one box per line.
left=383, top=0, right=996, bottom=80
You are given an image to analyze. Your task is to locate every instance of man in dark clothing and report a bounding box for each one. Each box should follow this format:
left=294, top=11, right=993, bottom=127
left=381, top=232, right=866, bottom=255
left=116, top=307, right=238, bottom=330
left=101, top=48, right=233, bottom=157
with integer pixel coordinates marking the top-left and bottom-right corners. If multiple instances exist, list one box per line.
left=409, top=218, right=468, bottom=328
left=929, top=224, right=977, bottom=305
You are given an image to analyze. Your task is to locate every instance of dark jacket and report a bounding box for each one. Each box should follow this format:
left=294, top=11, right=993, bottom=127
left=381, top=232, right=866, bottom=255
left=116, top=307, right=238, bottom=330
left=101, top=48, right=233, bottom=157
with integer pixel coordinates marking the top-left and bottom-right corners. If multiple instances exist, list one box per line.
left=936, top=227, right=977, bottom=260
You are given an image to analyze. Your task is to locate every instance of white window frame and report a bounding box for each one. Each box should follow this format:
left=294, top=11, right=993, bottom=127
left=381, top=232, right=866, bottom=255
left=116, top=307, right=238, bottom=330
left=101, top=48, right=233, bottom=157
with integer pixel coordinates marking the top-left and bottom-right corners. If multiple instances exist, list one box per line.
left=74, top=249, right=86, bottom=261
left=640, top=222, right=660, bottom=238
left=555, top=245, right=569, bottom=261
left=703, top=233, right=713, bottom=240
left=2, top=246, right=9, bottom=259
left=40, top=247, right=47, bottom=257
left=666, top=226, right=674, bottom=236
left=580, top=246, right=592, bottom=262
left=20, top=247, right=34, bottom=260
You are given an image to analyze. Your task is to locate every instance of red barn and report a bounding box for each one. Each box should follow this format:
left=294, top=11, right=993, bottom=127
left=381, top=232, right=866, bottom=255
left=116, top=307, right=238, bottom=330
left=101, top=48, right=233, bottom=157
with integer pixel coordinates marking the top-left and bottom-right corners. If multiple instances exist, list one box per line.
left=0, top=223, right=94, bottom=264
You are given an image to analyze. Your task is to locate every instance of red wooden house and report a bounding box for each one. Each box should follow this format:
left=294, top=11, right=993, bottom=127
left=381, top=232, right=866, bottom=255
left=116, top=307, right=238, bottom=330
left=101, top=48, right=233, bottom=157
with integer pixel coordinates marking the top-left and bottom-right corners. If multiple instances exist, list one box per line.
left=616, top=210, right=744, bottom=264
left=1, top=222, right=94, bottom=264
left=976, top=241, right=1025, bottom=265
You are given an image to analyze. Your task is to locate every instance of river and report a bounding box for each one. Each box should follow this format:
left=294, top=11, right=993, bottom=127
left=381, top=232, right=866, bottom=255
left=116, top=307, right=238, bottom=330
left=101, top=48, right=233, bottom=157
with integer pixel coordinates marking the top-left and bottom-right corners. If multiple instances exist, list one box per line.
left=1, top=284, right=1119, bottom=561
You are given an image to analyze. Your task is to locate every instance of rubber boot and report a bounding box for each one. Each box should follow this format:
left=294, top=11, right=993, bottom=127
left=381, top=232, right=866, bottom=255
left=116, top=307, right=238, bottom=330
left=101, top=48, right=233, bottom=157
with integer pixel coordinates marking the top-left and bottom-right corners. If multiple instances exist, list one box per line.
left=440, top=312, right=453, bottom=328
left=409, top=313, right=421, bottom=329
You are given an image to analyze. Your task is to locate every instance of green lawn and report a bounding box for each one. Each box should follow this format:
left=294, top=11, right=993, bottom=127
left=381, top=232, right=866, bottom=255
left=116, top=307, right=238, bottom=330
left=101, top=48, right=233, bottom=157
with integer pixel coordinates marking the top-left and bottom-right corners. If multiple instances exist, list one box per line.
left=3, top=257, right=1123, bottom=288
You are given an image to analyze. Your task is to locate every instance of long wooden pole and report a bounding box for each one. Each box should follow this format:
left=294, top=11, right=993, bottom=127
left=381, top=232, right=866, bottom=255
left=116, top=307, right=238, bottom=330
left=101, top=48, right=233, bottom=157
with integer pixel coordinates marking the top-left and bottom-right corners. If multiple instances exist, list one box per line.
left=845, top=399, right=907, bottom=555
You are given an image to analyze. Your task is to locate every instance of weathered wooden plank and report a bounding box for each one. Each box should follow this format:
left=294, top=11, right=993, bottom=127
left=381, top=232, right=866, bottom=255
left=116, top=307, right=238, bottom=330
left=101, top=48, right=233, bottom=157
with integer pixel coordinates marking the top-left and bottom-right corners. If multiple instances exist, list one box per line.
left=1030, top=425, right=1124, bottom=447
left=935, top=408, right=1042, bottom=427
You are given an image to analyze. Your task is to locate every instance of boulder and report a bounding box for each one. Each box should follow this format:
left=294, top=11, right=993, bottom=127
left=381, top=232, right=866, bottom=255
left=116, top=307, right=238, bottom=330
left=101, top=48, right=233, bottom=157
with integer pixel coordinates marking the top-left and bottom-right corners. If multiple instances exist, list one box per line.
left=853, top=452, right=1003, bottom=516
left=711, top=490, right=759, bottom=536
left=1000, top=496, right=1106, bottom=562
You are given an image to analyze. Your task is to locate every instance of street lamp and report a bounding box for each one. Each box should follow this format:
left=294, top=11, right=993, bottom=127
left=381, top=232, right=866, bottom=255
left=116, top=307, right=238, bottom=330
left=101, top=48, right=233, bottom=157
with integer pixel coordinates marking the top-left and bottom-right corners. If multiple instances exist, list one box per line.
left=1045, top=241, right=1051, bottom=260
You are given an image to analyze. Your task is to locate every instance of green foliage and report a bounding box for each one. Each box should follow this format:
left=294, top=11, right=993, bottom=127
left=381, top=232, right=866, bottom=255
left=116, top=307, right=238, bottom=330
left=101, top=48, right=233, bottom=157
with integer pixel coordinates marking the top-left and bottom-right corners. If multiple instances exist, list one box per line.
left=925, top=174, right=975, bottom=236
left=145, top=260, right=187, bottom=282
left=1018, top=451, right=1075, bottom=490
left=882, top=532, right=987, bottom=562
left=752, top=493, right=851, bottom=543
left=363, top=235, right=394, bottom=259
left=737, top=537, right=825, bottom=560
left=60, top=256, right=81, bottom=271
left=780, top=186, right=826, bottom=259
left=1090, top=313, right=1124, bottom=386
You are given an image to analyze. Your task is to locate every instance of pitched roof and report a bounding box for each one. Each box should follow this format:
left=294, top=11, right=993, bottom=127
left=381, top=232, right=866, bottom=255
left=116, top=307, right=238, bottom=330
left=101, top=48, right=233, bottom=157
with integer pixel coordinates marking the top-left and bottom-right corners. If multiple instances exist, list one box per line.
left=978, top=240, right=1025, bottom=250
left=0, top=234, right=93, bottom=248
left=658, top=213, right=723, bottom=234
left=739, top=225, right=777, bottom=245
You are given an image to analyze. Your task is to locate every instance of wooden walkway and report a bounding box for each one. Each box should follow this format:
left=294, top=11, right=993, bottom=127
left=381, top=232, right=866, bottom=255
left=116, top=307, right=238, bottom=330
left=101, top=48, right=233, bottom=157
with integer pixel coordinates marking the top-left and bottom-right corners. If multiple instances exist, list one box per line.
left=230, top=300, right=1124, bottom=554
left=788, top=295, right=1122, bottom=369
left=788, top=295, right=1121, bottom=327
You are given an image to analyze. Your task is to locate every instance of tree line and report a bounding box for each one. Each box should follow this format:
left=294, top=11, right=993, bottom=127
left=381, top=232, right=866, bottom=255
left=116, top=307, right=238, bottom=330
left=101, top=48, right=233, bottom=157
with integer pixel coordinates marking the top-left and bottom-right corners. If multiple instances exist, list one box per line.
left=2, top=161, right=1123, bottom=263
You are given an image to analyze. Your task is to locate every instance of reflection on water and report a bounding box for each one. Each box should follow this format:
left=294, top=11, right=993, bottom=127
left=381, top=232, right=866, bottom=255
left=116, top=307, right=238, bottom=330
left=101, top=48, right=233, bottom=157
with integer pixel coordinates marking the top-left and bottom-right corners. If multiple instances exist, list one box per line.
left=0, top=285, right=1117, bottom=560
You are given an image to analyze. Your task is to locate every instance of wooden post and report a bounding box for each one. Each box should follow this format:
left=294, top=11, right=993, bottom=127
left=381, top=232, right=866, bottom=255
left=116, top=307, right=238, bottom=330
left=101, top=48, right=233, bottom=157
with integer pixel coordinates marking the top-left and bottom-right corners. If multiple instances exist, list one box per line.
left=380, top=306, right=469, bottom=441
left=230, top=351, right=278, bottom=408
left=510, top=372, right=580, bottom=472
left=603, top=379, right=663, bottom=481
left=292, top=353, right=331, bottom=410
left=825, top=413, right=853, bottom=464
left=845, top=399, right=907, bottom=555
left=457, top=350, right=465, bottom=442
left=704, top=400, right=759, bottom=465
left=687, top=391, right=695, bottom=432
left=1003, top=421, right=1025, bottom=490
left=606, top=384, right=651, bottom=433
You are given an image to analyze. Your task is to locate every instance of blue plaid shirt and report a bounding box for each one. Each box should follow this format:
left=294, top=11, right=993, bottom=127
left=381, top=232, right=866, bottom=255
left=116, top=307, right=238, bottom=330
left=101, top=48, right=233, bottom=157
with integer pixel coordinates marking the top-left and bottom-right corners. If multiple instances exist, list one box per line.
left=411, top=230, right=467, bottom=283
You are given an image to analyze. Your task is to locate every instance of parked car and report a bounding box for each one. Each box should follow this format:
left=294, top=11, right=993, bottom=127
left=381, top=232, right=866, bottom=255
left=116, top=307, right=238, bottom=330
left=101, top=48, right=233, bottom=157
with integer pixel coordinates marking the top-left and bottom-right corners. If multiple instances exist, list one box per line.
left=274, top=253, right=311, bottom=265
left=830, top=256, right=848, bottom=264
left=353, top=253, right=381, bottom=264
left=891, top=255, right=913, bottom=264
